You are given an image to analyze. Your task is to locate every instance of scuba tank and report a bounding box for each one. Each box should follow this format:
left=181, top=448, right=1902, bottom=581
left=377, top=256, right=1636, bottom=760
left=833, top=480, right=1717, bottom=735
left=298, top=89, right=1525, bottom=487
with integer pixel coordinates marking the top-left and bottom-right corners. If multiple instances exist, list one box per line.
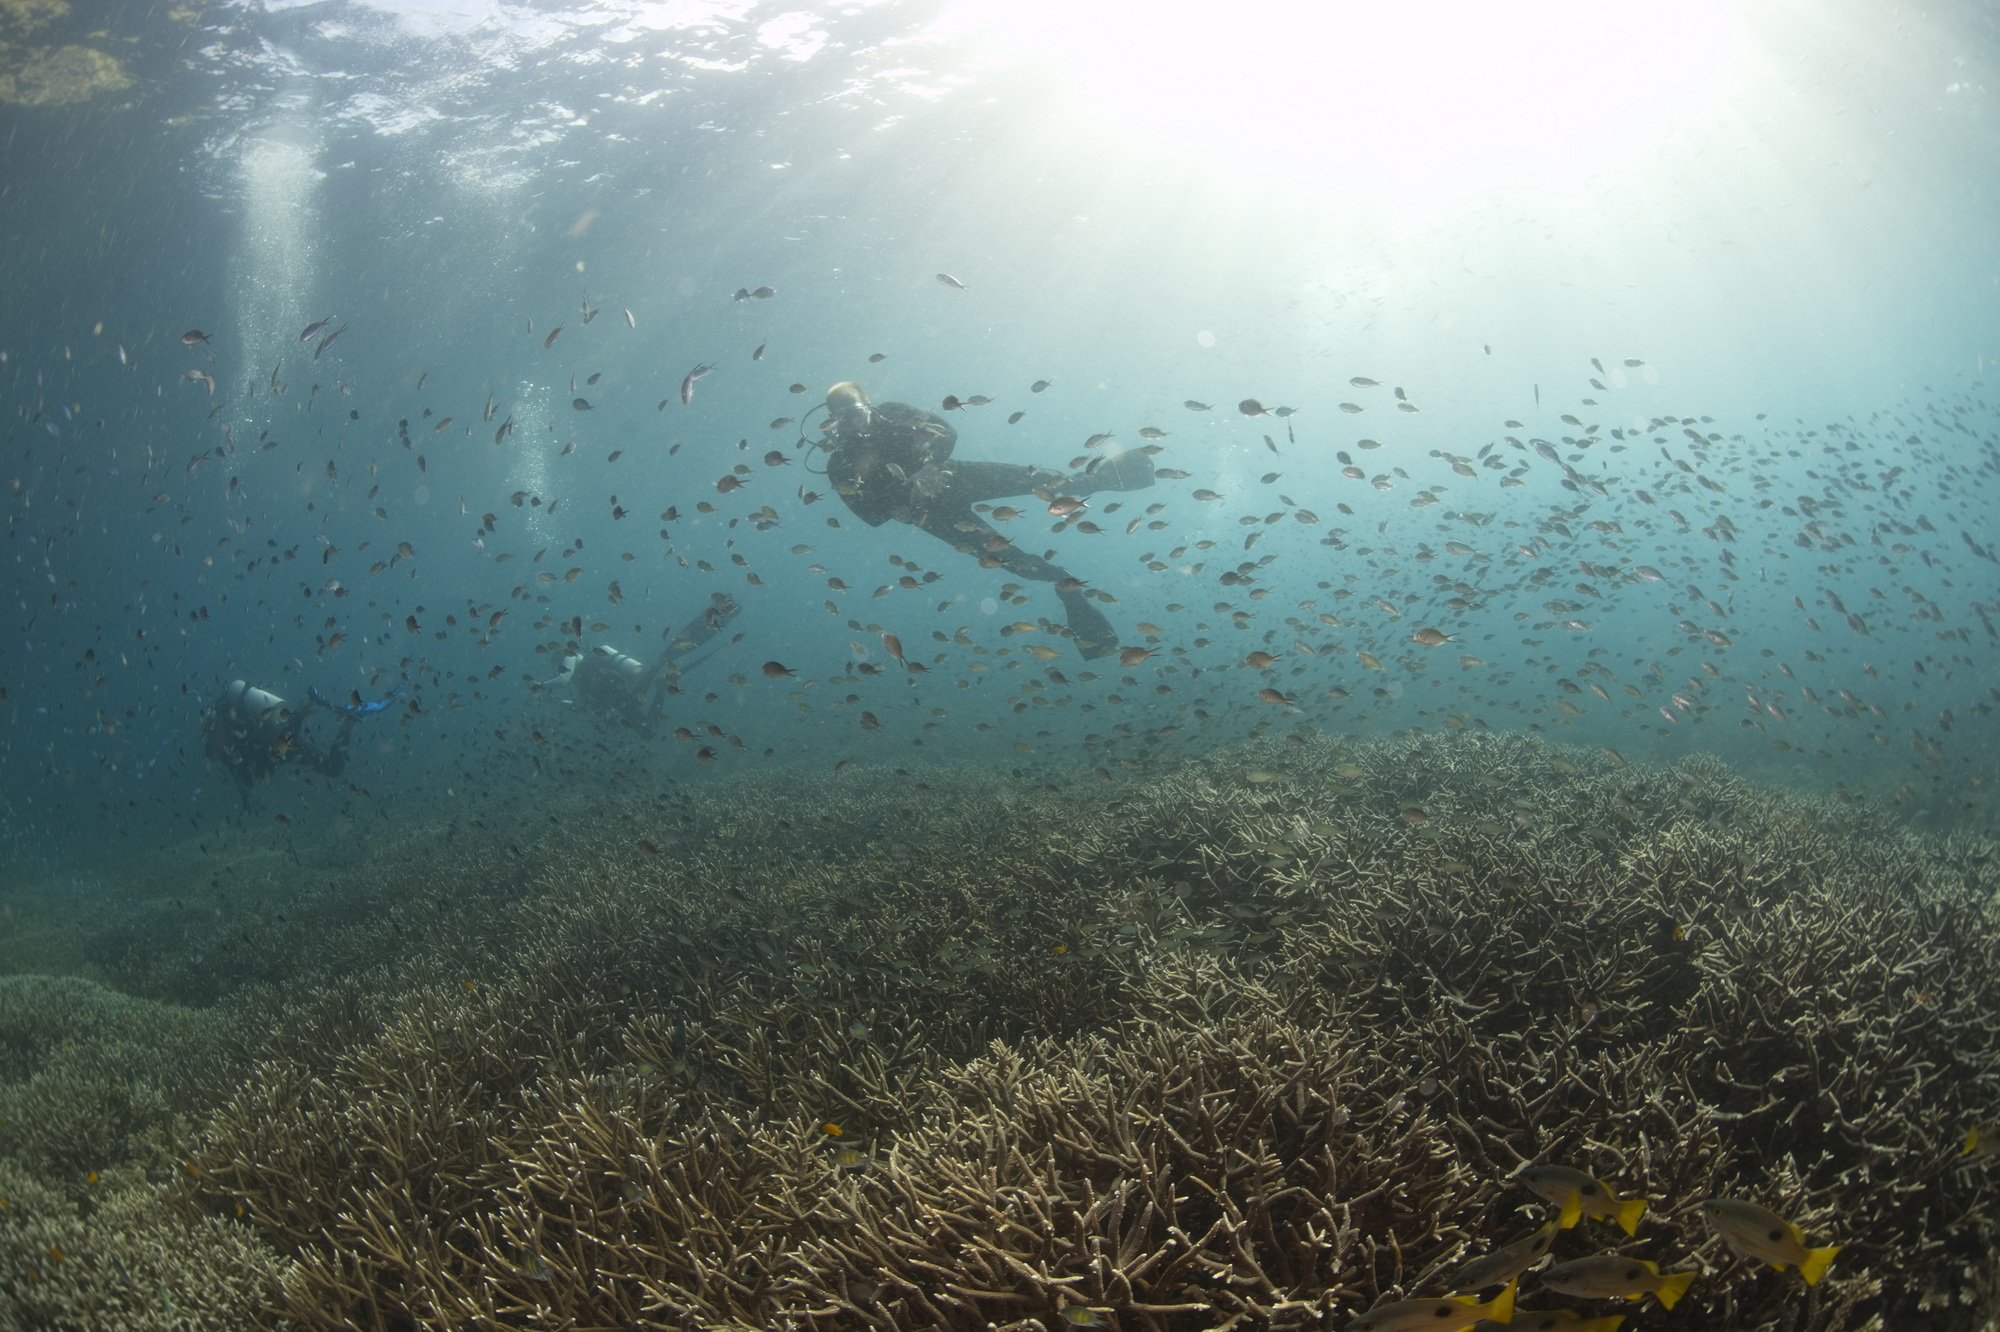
left=590, top=645, right=648, bottom=683
left=205, top=679, right=294, bottom=779
left=225, top=679, right=289, bottom=720
left=572, top=645, right=650, bottom=711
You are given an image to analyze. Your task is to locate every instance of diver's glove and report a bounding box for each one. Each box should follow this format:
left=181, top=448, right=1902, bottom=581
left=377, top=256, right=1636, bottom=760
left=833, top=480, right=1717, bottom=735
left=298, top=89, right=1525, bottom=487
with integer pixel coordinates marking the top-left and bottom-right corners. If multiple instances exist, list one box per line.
left=910, top=461, right=953, bottom=503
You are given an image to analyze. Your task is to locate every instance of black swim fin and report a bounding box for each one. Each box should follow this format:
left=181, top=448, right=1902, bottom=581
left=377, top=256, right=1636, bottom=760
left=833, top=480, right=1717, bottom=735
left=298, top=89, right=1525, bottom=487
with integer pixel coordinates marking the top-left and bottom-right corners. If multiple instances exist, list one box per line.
left=1066, top=451, right=1155, bottom=497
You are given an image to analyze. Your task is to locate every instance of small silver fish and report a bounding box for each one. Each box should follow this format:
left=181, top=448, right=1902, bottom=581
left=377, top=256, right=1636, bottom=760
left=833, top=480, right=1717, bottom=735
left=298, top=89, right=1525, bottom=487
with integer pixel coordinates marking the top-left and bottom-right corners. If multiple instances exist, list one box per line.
left=681, top=363, right=713, bottom=405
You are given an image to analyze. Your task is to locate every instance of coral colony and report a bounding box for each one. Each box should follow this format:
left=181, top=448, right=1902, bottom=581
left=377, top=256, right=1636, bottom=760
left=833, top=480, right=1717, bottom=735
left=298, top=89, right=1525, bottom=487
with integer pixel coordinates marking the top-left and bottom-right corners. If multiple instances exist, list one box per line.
left=4, top=733, right=1996, bottom=1329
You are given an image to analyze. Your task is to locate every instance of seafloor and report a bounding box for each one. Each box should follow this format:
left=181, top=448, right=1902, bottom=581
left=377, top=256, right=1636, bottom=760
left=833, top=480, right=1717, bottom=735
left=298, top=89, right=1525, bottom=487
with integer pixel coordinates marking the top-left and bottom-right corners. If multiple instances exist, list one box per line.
left=1, top=732, right=1996, bottom=1331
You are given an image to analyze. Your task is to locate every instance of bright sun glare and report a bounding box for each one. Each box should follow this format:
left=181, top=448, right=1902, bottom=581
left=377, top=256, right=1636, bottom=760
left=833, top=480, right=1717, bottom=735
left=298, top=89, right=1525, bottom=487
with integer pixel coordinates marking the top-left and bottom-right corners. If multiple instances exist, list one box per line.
left=965, top=0, right=1734, bottom=206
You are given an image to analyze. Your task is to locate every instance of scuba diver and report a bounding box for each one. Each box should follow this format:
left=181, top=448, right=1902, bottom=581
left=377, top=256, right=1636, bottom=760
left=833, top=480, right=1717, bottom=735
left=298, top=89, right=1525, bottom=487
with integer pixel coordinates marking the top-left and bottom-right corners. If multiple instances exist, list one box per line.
left=200, top=678, right=401, bottom=809
left=544, top=591, right=741, bottom=732
left=814, top=382, right=1154, bottom=659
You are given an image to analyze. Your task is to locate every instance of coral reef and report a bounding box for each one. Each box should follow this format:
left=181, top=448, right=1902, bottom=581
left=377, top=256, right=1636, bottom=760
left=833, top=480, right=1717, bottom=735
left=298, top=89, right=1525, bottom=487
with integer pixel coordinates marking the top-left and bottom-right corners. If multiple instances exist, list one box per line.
left=0, top=976, right=284, bottom=1330
left=0, top=1160, right=291, bottom=1331
left=0, top=974, right=237, bottom=1181
left=0, top=0, right=69, bottom=36
left=166, top=733, right=2000, bottom=1331
left=0, top=0, right=132, bottom=106
left=6, top=734, right=1998, bottom=1329
left=0, top=42, right=131, bottom=106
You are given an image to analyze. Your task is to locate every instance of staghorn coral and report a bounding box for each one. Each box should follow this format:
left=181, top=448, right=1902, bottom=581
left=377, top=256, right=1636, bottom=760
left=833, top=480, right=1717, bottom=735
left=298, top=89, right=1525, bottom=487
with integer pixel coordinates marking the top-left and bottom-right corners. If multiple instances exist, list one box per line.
left=773, top=989, right=1486, bottom=1330
left=0, top=974, right=277, bottom=1327
left=0, top=1159, right=289, bottom=1331
left=0, top=973, right=238, bottom=1183
left=171, top=733, right=2000, bottom=1331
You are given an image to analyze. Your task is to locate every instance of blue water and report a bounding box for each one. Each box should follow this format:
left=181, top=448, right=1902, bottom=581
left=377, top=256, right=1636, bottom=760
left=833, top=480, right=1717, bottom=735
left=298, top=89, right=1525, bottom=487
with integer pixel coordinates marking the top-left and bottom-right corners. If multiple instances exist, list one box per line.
left=4, top=0, right=2000, bottom=919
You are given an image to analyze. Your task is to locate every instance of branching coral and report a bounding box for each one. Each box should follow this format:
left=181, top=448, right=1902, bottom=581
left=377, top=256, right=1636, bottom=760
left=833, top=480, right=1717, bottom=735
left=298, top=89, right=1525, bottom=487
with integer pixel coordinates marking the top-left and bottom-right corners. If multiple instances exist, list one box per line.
left=0, top=1160, right=289, bottom=1331
left=16, top=732, right=1991, bottom=1331
left=0, top=974, right=237, bottom=1182
left=0, top=974, right=275, bottom=1327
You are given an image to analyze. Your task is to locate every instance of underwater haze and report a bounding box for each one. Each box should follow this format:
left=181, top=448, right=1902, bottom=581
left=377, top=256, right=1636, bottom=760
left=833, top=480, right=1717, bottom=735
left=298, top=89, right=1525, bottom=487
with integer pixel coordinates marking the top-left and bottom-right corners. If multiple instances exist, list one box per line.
left=4, top=1, right=2000, bottom=1329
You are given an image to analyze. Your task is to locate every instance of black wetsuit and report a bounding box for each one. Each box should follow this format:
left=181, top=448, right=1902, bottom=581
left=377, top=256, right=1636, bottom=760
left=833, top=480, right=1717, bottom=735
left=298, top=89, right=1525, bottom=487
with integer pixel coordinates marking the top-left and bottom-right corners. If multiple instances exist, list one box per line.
left=825, top=402, right=1118, bottom=656
left=570, top=593, right=740, bottom=732
left=202, top=681, right=353, bottom=808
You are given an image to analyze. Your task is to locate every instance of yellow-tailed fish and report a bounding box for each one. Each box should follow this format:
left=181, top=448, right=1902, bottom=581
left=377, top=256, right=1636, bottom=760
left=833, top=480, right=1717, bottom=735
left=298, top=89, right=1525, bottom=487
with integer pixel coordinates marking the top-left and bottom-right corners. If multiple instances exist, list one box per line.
left=1475, top=1312, right=1624, bottom=1332
left=1518, top=1164, right=1646, bottom=1234
left=1346, top=1278, right=1514, bottom=1332
left=1452, top=1219, right=1559, bottom=1291
left=1698, top=1198, right=1840, bottom=1285
left=1540, top=1255, right=1692, bottom=1310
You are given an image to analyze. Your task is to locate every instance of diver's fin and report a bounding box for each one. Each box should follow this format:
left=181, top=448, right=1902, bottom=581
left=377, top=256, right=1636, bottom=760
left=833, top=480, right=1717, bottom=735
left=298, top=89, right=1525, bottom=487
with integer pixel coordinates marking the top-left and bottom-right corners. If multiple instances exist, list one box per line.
left=1066, top=452, right=1155, bottom=496
left=1060, top=590, right=1119, bottom=660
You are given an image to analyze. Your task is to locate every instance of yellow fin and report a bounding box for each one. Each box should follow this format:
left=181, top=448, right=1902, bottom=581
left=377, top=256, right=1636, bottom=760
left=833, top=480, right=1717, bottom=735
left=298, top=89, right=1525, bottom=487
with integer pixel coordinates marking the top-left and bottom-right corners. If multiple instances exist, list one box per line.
left=1800, top=1245, right=1841, bottom=1286
left=1656, top=1270, right=1694, bottom=1311
left=1614, top=1197, right=1646, bottom=1236
left=1558, top=1190, right=1582, bottom=1229
left=1486, top=1277, right=1516, bottom=1324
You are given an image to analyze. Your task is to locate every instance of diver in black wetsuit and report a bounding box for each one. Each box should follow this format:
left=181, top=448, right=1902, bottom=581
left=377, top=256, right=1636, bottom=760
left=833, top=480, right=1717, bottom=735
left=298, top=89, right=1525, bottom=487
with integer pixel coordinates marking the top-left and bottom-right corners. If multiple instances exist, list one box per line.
left=201, top=678, right=399, bottom=809
left=547, top=592, right=741, bottom=732
left=818, top=382, right=1153, bottom=659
